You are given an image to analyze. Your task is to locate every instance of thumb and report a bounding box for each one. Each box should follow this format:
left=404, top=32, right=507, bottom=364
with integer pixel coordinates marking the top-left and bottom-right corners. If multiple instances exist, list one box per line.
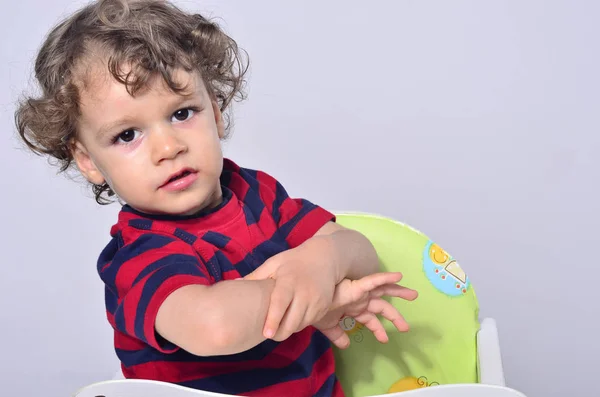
left=320, top=326, right=351, bottom=349
left=243, top=256, right=280, bottom=281
left=330, top=279, right=354, bottom=310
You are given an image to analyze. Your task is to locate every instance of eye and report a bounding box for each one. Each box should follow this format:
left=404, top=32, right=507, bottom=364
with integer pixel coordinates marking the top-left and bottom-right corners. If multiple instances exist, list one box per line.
left=171, top=108, right=196, bottom=122
left=114, top=129, right=140, bottom=144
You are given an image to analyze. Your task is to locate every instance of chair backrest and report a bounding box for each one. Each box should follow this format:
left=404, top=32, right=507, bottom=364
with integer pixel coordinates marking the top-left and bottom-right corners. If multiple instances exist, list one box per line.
left=332, top=213, right=481, bottom=397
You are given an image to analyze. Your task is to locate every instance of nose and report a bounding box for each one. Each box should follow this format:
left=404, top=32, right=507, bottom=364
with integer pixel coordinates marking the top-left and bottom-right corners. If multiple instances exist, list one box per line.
left=150, top=125, right=187, bottom=164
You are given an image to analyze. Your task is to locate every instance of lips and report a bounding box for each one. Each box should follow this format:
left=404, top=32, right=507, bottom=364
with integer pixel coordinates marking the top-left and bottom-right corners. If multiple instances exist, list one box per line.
left=160, top=168, right=196, bottom=188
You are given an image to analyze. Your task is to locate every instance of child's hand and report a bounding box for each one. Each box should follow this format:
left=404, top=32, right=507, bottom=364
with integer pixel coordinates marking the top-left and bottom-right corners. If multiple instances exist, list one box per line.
left=314, top=272, right=418, bottom=349
left=244, top=245, right=338, bottom=342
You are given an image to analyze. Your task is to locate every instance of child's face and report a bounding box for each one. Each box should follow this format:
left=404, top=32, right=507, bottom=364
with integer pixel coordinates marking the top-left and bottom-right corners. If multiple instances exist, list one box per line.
left=72, top=67, right=225, bottom=215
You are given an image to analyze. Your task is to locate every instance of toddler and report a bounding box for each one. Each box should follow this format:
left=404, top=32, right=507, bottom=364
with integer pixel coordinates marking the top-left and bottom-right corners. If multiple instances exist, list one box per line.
left=15, top=1, right=417, bottom=396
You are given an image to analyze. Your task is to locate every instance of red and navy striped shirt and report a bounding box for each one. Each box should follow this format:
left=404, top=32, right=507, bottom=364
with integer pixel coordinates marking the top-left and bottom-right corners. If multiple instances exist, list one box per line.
left=97, top=158, right=344, bottom=397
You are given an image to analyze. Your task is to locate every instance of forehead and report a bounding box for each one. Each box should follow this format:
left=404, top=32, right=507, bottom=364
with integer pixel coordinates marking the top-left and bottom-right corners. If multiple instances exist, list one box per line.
left=79, top=63, right=203, bottom=104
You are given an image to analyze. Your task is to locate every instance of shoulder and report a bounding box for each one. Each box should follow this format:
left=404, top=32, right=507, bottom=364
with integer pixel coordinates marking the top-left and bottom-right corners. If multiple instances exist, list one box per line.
left=221, top=158, right=336, bottom=247
left=97, top=215, right=201, bottom=282
left=221, top=158, right=288, bottom=199
left=108, top=206, right=200, bottom=248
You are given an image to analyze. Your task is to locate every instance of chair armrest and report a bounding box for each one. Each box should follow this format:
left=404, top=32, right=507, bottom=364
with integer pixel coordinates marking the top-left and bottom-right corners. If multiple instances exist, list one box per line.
left=476, top=317, right=506, bottom=386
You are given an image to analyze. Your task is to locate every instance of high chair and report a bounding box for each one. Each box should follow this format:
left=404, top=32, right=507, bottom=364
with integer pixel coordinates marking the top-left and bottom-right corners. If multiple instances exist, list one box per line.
left=73, top=212, right=527, bottom=397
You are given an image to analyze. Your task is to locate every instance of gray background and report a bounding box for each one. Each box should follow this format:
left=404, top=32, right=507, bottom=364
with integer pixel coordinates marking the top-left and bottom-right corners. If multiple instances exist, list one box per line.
left=1, top=1, right=598, bottom=396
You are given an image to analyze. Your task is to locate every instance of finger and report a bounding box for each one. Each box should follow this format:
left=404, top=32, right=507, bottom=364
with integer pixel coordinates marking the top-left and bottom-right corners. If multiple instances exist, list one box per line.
left=370, top=284, right=419, bottom=301
left=244, top=257, right=280, bottom=281
left=263, top=281, right=295, bottom=339
left=301, top=295, right=331, bottom=331
left=367, top=298, right=410, bottom=332
left=351, top=272, right=404, bottom=297
left=331, top=273, right=405, bottom=310
left=353, top=312, right=389, bottom=343
left=320, top=326, right=351, bottom=349
left=272, top=297, right=307, bottom=341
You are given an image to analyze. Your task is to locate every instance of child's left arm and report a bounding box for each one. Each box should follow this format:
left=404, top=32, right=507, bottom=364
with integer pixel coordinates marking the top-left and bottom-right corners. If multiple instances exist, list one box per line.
left=314, top=271, right=418, bottom=349
left=245, top=221, right=381, bottom=342
left=312, top=220, right=381, bottom=281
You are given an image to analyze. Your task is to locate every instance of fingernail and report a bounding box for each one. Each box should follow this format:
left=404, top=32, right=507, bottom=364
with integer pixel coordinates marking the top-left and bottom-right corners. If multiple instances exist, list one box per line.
left=264, top=329, right=274, bottom=338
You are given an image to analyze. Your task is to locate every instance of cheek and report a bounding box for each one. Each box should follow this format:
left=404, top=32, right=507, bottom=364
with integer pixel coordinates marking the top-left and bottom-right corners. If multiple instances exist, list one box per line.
left=207, top=137, right=224, bottom=165
left=193, top=127, right=223, bottom=159
left=93, top=162, right=114, bottom=187
left=92, top=155, right=128, bottom=188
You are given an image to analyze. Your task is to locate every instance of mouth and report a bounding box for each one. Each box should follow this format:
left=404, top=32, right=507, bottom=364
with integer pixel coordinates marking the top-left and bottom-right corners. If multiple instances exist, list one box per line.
left=160, top=168, right=197, bottom=188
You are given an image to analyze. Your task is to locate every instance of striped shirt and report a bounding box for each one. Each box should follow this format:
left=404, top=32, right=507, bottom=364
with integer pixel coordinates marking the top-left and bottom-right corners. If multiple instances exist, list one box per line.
left=97, top=158, right=344, bottom=396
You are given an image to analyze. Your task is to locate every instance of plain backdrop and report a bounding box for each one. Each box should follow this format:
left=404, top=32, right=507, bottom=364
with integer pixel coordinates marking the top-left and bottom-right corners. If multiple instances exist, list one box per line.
left=1, top=1, right=598, bottom=396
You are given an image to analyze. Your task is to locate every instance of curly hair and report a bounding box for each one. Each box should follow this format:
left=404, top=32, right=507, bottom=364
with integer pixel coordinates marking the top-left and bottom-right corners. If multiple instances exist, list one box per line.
left=15, top=0, right=249, bottom=204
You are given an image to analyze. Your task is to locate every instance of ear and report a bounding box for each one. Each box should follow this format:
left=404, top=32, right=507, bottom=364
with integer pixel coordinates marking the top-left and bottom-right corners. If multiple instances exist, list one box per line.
left=71, top=140, right=106, bottom=185
left=212, top=100, right=225, bottom=139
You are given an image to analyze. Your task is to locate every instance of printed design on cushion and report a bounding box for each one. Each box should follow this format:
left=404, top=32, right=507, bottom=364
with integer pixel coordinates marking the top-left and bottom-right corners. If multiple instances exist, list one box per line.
left=338, top=316, right=365, bottom=342
left=388, top=376, right=440, bottom=392
left=423, top=241, right=470, bottom=296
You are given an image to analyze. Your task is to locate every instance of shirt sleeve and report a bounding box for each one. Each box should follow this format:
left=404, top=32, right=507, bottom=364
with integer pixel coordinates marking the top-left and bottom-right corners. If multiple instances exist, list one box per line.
left=251, top=168, right=336, bottom=248
left=98, top=229, right=211, bottom=353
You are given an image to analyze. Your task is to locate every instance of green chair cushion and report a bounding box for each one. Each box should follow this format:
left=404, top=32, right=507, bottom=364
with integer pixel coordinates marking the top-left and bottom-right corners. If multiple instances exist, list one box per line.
left=333, top=213, right=480, bottom=396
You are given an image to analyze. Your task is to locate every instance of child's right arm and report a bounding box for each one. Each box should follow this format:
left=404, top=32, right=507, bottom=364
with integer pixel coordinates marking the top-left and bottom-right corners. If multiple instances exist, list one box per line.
left=101, top=230, right=280, bottom=359
left=155, top=279, right=276, bottom=356
left=155, top=272, right=415, bottom=357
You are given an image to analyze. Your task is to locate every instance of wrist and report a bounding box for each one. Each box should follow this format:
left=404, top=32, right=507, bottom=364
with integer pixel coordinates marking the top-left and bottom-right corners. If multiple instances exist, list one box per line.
left=297, top=233, right=344, bottom=283
left=325, top=230, right=355, bottom=282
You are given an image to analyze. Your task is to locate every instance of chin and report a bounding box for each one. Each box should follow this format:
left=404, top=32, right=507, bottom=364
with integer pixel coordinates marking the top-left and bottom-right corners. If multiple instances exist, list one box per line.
left=140, top=187, right=219, bottom=216
left=178, top=206, right=205, bottom=216
left=172, top=199, right=209, bottom=216
left=131, top=200, right=201, bottom=217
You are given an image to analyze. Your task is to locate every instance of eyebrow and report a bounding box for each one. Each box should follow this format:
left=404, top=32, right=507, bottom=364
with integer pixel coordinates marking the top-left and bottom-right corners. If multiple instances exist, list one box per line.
left=95, top=90, right=201, bottom=138
left=97, top=117, right=136, bottom=138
